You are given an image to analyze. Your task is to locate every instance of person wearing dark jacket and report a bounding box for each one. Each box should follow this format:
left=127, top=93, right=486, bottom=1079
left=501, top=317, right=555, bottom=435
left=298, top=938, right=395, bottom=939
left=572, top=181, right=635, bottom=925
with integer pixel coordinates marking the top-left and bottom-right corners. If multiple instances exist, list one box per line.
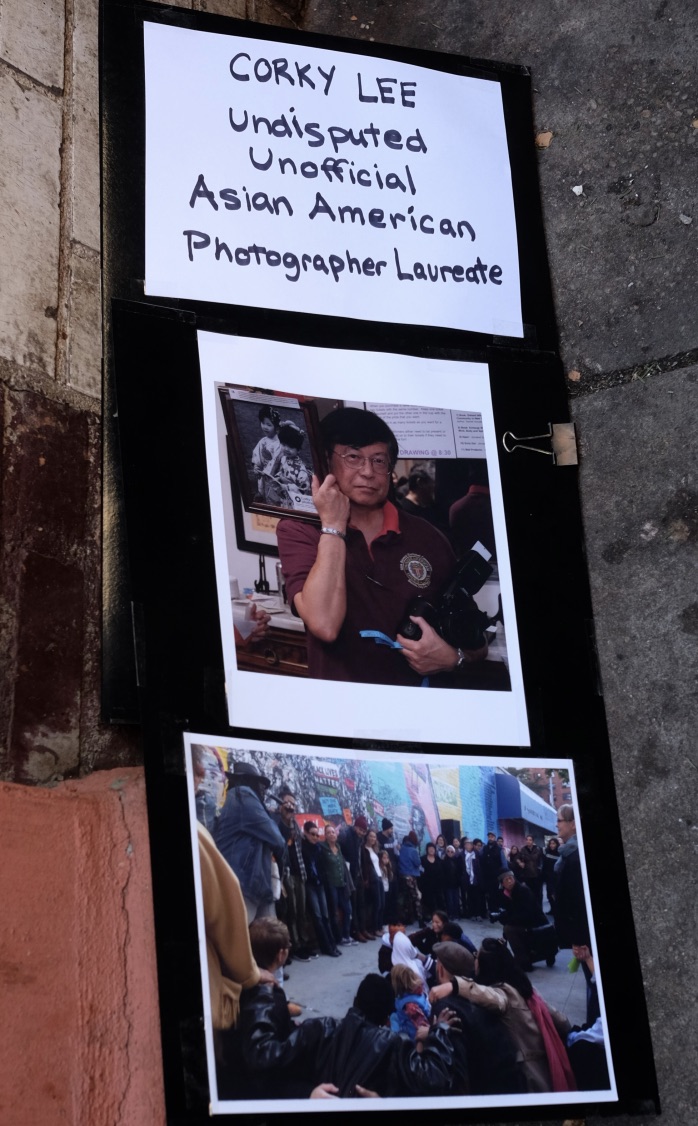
left=214, top=761, right=287, bottom=924
left=397, top=832, right=422, bottom=924
left=542, top=837, right=560, bottom=913
left=339, top=814, right=371, bottom=941
left=419, top=842, right=445, bottom=921
left=442, top=845, right=462, bottom=918
left=430, top=942, right=527, bottom=1095
left=493, top=871, right=548, bottom=972
left=478, top=831, right=509, bottom=915
left=239, top=973, right=459, bottom=1099
left=301, top=822, right=341, bottom=957
left=553, top=805, right=590, bottom=949
left=520, top=836, right=544, bottom=907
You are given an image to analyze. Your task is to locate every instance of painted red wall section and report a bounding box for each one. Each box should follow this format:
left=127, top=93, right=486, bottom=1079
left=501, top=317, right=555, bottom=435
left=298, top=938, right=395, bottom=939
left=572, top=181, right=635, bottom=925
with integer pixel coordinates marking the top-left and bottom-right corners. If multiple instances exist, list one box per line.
left=0, top=769, right=166, bottom=1126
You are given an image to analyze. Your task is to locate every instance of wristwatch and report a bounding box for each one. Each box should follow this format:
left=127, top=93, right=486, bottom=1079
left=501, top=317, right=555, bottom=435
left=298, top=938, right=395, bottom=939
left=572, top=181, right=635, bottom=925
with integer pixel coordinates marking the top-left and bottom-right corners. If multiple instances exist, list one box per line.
left=320, top=526, right=347, bottom=541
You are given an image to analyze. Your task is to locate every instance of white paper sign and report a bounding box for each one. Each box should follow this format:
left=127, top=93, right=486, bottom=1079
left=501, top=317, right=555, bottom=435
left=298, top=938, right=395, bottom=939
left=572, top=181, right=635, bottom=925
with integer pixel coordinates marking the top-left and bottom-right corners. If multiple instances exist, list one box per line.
left=144, top=22, right=523, bottom=336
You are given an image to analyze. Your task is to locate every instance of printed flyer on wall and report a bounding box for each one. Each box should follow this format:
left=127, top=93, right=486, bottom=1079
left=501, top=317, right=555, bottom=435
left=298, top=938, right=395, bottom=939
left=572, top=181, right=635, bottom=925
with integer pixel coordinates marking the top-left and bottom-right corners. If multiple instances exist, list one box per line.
left=144, top=20, right=523, bottom=336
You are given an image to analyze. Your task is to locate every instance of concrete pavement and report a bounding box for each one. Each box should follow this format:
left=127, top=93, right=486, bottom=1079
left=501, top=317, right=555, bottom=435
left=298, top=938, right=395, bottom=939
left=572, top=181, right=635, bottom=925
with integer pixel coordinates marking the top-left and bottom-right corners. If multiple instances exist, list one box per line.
left=284, top=919, right=587, bottom=1027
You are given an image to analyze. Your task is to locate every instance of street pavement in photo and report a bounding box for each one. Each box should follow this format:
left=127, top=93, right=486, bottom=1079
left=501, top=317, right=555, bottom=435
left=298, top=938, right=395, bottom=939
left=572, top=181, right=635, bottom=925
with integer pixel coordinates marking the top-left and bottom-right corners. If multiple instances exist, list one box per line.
left=282, top=916, right=588, bottom=1028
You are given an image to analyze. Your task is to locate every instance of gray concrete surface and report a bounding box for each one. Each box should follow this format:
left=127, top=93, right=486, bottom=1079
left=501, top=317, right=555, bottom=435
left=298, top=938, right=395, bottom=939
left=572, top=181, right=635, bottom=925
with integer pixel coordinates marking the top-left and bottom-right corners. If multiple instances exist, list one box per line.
left=293, top=3, right=698, bottom=1123
left=286, top=921, right=587, bottom=1028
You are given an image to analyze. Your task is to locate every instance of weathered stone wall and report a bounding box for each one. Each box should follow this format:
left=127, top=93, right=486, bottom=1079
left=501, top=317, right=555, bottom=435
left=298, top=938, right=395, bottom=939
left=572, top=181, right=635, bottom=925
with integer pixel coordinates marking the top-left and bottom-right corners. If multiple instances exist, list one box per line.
left=0, top=0, right=303, bottom=783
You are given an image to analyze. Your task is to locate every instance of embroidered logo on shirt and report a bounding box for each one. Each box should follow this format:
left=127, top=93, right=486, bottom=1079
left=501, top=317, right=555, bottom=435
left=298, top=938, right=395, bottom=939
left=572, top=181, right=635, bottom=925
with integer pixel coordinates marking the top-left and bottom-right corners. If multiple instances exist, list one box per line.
left=400, top=553, right=432, bottom=588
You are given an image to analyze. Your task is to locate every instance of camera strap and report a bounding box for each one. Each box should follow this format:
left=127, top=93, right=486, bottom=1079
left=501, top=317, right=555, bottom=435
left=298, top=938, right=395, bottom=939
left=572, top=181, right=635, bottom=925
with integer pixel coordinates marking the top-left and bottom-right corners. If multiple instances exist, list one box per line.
left=359, top=630, right=429, bottom=688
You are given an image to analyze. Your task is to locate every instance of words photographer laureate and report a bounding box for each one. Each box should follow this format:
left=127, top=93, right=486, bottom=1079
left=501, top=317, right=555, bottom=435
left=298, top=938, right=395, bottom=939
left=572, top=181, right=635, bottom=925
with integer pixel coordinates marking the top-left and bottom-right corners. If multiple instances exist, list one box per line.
left=182, top=232, right=503, bottom=287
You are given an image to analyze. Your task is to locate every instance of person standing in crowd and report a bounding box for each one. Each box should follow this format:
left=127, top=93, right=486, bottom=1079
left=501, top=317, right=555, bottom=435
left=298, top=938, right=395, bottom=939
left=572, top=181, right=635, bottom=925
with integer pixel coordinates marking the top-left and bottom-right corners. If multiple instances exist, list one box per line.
left=361, top=828, right=385, bottom=937
left=377, top=819, right=399, bottom=924
left=191, top=748, right=267, bottom=1052
left=396, top=467, right=448, bottom=534
left=378, top=850, right=395, bottom=925
left=543, top=836, right=561, bottom=913
left=553, top=804, right=594, bottom=1018
left=397, top=831, right=423, bottom=925
left=214, top=761, right=287, bottom=924
left=339, top=814, right=371, bottom=941
left=448, top=463, right=496, bottom=560
left=320, top=823, right=356, bottom=948
left=520, top=835, right=544, bottom=907
left=442, top=845, right=462, bottom=919
left=497, top=836, right=509, bottom=862
left=301, top=822, right=341, bottom=958
left=273, top=789, right=312, bottom=961
left=460, top=838, right=477, bottom=919
left=419, top=841, right=445, bottom=921
left=434, top=833, right=448, bottom=859
left=553, top=805, right=590, bottom=950
left=508, top=844, right=526, bottom=882
left=479, top=831, right=509, bottom=917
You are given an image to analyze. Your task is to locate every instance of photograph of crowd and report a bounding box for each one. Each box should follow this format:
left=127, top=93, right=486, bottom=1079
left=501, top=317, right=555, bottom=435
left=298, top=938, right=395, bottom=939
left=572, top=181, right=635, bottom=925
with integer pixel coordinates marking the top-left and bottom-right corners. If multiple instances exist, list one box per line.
left=186, top=734, right=615, bottom=1113
left=200, top=333, right=530, bottom=746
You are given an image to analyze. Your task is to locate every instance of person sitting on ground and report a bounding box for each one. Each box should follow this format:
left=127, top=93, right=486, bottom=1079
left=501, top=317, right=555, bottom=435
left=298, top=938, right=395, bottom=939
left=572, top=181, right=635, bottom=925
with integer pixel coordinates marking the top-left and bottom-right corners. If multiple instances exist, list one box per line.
left=440, top=920, right=478, bottom=956
left=429, top=941, right=526, bottom=1095
left=410, top=908, right=450, bottom=957
left=429, top=935, right=575, bottom=1094
left=248, top=917, right=299, bottom=1032
left=389, top=964, right=431, bottom=1040
left=239, top=972, right=461, bottom=1099
left=390, top=925, right=430, bottom=989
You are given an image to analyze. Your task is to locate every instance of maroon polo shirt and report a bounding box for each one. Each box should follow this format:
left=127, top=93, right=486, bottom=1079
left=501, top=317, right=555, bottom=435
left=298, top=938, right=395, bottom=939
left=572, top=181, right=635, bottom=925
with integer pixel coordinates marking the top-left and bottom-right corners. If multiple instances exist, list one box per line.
left=276, top=502, right=456, bottom=687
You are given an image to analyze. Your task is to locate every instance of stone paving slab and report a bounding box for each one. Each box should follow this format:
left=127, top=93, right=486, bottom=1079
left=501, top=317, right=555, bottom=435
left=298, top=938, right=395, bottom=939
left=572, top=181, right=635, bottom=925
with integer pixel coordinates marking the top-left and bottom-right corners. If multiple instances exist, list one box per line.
left=303, top=0, right=697, bottom=384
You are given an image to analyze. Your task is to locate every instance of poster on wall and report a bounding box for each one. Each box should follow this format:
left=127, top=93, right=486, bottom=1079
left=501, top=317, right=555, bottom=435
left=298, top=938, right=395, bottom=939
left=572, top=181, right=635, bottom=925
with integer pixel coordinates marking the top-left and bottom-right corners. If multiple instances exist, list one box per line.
left=199, top=330, right=529, bottom=746
left=185, top=732, right=616, bottom=1115
left=143, top=20, right=523, bottom=337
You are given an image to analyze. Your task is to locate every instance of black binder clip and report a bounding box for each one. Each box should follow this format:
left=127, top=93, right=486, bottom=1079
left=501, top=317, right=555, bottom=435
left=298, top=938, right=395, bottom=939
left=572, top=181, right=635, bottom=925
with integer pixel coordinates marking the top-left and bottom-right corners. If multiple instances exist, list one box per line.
left=502, top=423, right=578, bottom=466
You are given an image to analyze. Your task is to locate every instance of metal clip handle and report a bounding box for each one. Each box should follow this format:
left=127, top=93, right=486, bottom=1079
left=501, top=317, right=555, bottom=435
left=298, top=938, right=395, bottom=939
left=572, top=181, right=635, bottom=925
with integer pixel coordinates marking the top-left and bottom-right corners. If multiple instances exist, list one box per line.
left=502, top=423, right=578, bottom=466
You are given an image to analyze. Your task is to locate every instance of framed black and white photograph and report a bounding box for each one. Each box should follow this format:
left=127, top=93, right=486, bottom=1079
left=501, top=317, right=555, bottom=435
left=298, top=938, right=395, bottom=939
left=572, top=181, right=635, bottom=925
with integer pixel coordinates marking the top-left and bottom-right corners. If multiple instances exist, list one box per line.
left=219, top=386, right=322, bottom=520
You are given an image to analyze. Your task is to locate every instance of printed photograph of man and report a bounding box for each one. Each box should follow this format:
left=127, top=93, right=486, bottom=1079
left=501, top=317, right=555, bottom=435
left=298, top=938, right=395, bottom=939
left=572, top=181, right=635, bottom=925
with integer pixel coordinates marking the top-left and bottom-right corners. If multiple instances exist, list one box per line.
left=277, top=407, right=496, bottom=690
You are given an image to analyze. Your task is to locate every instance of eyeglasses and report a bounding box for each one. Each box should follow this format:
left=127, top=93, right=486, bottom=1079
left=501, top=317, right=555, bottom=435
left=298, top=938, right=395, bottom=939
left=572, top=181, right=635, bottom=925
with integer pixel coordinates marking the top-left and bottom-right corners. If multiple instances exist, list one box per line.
left=332, top=450, right=392, bottom=474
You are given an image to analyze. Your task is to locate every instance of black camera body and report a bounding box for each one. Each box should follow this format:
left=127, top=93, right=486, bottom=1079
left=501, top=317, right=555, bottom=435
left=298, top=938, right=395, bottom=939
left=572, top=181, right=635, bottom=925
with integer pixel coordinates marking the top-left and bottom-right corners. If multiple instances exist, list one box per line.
left=397, top=546, right=501, bottom=651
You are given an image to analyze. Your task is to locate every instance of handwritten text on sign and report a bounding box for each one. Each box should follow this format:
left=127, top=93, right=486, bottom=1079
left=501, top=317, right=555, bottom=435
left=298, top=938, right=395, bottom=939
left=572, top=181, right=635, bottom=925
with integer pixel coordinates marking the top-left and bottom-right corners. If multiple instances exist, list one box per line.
left=144, top=23, right=523, bottom=335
